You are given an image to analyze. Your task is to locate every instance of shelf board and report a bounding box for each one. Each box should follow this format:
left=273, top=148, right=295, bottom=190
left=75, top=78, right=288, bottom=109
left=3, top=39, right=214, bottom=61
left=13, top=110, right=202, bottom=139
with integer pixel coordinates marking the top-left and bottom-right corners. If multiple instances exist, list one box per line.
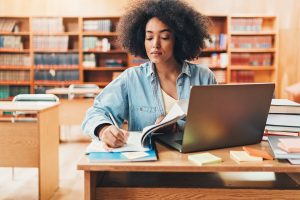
left=35, top=65, right=79, bottom=70
left=0, top=49, right=30, bottom=53
left=0, top=81, right=31, bottom=85
left=83, top=67, right=127, bottom=71
left=230, top=48, right=275, bottom=53
left=82, top=32, right=118, bottom=36
left=0, top=66, right=31, bottom=70
left=230, top=15, right=276, bottom=18
left=32, top=32, right=79, bottom=36
left=33, top=49, right=79, bottom=53
left=209, top=67, right=227, bottom=70
left=0, top=32, right=30, bottom=35
left=84, top=81, right=110, bottom=87
left=230, top=65, right=275, bottom=70
left=34, top=80, right=81, bottom=86
left=230, top=31, right=277, bottom=35
left=202, top=48, right=227, bottom=52
left=83, top=50, right=127, bottom=54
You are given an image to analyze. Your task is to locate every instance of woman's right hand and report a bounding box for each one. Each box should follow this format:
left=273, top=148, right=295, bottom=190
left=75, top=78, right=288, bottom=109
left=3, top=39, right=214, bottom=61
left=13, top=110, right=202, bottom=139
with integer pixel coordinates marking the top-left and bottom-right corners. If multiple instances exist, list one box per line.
left=99, top=125, right=129, bottom=150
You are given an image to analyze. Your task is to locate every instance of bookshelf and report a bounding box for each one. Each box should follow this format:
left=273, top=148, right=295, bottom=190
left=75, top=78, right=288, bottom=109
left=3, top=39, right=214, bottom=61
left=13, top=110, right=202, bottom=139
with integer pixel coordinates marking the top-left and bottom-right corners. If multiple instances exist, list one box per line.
left=0, top=17, right=31, bottom=99
left=228, top=16, right=278, bottom=88
left=0, top=15, right=278, bottom=99
left=190, top=15, right=228, bottom=84
left=81, top=17, right=128, bottom=87
left=32, top=17, right=80, bottom=94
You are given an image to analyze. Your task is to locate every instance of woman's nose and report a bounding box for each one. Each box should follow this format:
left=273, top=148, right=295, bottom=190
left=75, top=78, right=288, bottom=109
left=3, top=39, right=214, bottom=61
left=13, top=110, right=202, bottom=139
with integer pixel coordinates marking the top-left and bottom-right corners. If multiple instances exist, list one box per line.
left=153, top=37, right=161, bottom=48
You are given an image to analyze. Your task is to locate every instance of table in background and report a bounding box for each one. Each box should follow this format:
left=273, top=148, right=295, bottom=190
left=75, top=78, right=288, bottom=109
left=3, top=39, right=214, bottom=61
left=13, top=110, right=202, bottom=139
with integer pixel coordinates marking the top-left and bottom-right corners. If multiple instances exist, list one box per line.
left=46, top=87, right=102, bottom=141
left=78, top=142, right=300, bottom=200
left=0, top=101, right=59, bottom=200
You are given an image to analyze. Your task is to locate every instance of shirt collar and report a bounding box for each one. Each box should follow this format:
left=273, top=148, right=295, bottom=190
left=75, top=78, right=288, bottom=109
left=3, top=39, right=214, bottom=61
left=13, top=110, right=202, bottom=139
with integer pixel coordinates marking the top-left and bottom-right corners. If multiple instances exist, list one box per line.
left=181, top=61, right=191, bottom=77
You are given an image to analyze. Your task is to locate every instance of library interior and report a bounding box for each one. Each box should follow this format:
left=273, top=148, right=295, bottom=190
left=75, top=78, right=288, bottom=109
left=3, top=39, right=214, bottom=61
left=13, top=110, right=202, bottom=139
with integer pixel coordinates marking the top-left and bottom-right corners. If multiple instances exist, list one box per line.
left=0, top=0, right=300, bottom=199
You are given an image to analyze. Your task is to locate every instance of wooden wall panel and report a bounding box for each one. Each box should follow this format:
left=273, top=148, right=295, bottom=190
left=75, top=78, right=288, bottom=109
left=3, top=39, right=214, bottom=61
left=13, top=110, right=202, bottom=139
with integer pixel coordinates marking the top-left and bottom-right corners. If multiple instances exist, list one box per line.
left=0, top=0, right=299, bottom=97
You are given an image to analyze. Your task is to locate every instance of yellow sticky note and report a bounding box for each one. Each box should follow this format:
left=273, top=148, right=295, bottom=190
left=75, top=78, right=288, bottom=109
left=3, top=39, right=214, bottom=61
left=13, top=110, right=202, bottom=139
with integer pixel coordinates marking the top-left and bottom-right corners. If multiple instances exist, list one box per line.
left=188, top=152, right=222, bottom=166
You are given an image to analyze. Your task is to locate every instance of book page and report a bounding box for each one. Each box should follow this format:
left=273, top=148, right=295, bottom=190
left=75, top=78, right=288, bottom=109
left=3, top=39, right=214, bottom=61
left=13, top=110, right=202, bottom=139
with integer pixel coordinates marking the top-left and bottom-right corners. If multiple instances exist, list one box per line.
left=271, top=99, right=300, bottom=106
left=86, top=131, right=150, bottom=153
left=140, top=99, right=188, bottom=144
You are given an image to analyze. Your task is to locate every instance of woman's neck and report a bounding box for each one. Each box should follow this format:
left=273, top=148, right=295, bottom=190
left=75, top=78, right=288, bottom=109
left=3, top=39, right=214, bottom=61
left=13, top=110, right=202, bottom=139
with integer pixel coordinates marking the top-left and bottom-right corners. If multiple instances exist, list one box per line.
left=155, top=59, right=181, bottom=77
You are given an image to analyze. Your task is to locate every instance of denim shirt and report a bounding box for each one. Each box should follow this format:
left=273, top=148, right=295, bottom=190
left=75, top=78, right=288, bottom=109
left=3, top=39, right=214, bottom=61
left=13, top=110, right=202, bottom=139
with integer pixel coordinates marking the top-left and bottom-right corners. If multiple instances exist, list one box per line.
left=82, top=61, right=217, bottom=139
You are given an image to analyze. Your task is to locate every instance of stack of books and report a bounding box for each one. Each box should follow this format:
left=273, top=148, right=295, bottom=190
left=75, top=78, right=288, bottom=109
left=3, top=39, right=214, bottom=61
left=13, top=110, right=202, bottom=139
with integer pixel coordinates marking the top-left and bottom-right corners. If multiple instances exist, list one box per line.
left=268, top=136, right=300, bottom=164
left=264, top=99, right=300, bottom=140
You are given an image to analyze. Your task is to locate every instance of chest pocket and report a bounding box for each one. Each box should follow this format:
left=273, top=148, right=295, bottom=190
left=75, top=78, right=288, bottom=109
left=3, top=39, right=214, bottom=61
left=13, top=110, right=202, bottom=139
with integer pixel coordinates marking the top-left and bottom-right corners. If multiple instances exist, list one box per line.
left=131, top=105, right=157, bottom=130
left=135, top=106, right=156, bottom=113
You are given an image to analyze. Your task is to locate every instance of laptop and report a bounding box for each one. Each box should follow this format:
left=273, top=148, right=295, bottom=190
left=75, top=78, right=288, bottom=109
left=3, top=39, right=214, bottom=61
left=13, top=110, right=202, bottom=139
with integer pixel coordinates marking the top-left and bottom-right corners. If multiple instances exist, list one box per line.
left=157, top=83, right=275, bottom=153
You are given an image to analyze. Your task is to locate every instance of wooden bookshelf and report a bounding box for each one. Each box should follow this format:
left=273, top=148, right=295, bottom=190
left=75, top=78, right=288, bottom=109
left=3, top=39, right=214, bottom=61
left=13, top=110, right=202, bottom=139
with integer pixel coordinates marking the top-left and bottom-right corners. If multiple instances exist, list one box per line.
left=0, top=17, right=31, bottom=98
left=228, top=15, right=278, bottom=96
left=81, top=16, right=127, bottom=85
left=0, top=15, right=278, bottom=99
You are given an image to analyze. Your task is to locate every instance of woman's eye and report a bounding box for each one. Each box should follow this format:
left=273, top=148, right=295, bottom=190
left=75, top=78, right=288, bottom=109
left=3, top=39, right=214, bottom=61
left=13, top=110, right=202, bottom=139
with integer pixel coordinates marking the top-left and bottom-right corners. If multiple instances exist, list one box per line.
left=146, top=37, right=153, bottom=40
left=161, top=36, right=170, bottom=40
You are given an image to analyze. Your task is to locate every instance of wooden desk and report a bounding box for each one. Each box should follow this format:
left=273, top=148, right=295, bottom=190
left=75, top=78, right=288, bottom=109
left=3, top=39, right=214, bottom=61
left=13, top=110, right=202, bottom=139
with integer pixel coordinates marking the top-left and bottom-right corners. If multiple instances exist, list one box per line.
left=0, top=102, right=60, bottom=200
left=77, top=142, right=300, bottom=200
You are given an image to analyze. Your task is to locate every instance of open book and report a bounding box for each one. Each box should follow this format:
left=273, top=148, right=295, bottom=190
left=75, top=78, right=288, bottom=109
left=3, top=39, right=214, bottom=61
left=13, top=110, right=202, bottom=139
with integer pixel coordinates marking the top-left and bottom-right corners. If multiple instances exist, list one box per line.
left=86, top=99, right=188, bottom=153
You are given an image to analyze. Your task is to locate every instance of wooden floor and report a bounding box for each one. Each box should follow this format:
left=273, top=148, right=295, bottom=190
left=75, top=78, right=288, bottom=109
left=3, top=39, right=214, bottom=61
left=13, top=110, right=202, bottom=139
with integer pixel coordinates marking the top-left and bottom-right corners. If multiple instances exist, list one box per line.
left=0, top=142, right=88, bottom=200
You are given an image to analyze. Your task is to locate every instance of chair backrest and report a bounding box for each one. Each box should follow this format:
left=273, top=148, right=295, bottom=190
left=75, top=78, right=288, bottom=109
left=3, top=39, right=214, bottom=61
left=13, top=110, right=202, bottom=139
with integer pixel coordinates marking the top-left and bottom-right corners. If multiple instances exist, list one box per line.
left=13, top=94, right=59, bottom=102
left=68, top=84, right=100, bottom=99
left=12, top=94, right=59, bottom=121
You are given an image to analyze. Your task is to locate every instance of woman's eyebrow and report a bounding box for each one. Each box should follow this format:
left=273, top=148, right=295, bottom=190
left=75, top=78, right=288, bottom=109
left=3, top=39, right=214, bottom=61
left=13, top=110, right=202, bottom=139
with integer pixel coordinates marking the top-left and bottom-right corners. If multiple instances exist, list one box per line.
left=146, top=29, right=171, bottom=33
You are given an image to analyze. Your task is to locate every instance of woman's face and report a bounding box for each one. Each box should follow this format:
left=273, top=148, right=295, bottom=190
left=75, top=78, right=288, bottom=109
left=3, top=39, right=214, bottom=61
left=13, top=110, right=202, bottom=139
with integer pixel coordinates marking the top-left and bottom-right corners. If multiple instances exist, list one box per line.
left=144, top=17, right=176, bottom=64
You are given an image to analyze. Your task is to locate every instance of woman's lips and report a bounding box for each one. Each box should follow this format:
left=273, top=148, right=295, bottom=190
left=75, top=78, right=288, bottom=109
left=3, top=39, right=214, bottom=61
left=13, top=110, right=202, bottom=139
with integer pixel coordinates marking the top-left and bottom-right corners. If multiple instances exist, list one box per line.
left=151, top=51, right=162, bottom=55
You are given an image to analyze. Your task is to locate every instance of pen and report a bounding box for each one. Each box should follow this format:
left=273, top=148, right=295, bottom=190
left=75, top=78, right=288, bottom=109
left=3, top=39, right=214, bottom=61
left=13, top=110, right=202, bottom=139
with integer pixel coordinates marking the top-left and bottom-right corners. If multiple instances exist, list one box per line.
left=108, top=112, right=128, bottom=143
left=108, top=112, right=119, bottom=128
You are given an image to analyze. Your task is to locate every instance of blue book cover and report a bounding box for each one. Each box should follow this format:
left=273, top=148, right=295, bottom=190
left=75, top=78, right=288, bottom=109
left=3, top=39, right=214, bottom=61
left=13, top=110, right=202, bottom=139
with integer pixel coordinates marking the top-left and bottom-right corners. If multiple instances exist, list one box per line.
left=87, top=147, right=157, bottom=163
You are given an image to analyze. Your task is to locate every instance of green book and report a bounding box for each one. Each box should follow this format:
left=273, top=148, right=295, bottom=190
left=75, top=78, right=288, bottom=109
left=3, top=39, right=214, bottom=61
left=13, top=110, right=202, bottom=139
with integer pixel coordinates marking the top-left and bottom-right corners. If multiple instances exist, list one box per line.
left=188, top=152, right=222, bottom=166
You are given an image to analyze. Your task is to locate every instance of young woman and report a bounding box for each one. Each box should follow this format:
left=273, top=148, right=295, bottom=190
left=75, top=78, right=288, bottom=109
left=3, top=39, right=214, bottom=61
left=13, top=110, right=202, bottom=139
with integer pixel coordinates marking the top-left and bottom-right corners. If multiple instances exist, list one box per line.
left=82, top=0, right=217, bottom=149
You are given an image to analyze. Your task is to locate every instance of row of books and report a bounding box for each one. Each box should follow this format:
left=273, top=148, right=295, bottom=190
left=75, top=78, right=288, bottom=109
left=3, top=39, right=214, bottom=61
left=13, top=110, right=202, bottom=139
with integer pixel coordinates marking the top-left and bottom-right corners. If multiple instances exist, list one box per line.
left=231, top=18, right=263, bottom=32
left=0, top=19, right=18, bottom=32
left=33, top=36, right=69, bottom=51
left=83, top=37, right=111, bottom=51
left=213, top=70, right=226, bottom=83
left=34, top=53, right=79, bottom=66
left=0, top=54, right=31, bottom=66
left=83, top=20, right=112, bottom=32
left=83, top=53, right=96, bottom=67
left=0, top=86, right=29, bottom=99
left=230, top=70, right=254, bottom=83
left=205, top=34, right=227, bottom=50
left=34, top=70, right=79, bottom=81
left=0, top=70, right=30, bottom=81
left=197, top=53, right=228, bottom=68
left=32, top=17, right=64, bottom=33
left=231, top=53, right=272, bottom=66
left=265, top=99, right=300, bottom=137
left=230, top=36, right=273, bottom=49
left=129, top=57, right=149, bottom=66
left=105, top=59, right=124, bottom=67
left=0, top=36, right=23, bottom=49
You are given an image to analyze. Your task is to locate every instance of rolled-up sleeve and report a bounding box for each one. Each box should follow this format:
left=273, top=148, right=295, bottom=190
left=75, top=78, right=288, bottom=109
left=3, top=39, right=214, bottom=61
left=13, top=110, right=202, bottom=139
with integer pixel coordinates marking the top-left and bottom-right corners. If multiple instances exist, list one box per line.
left=82, top=71, right=129, bottom=139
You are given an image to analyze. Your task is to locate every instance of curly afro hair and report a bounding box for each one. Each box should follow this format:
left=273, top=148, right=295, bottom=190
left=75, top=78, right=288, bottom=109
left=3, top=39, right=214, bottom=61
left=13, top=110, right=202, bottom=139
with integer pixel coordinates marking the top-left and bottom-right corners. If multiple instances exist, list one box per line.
left=117, top=0, right=211, bottom=63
